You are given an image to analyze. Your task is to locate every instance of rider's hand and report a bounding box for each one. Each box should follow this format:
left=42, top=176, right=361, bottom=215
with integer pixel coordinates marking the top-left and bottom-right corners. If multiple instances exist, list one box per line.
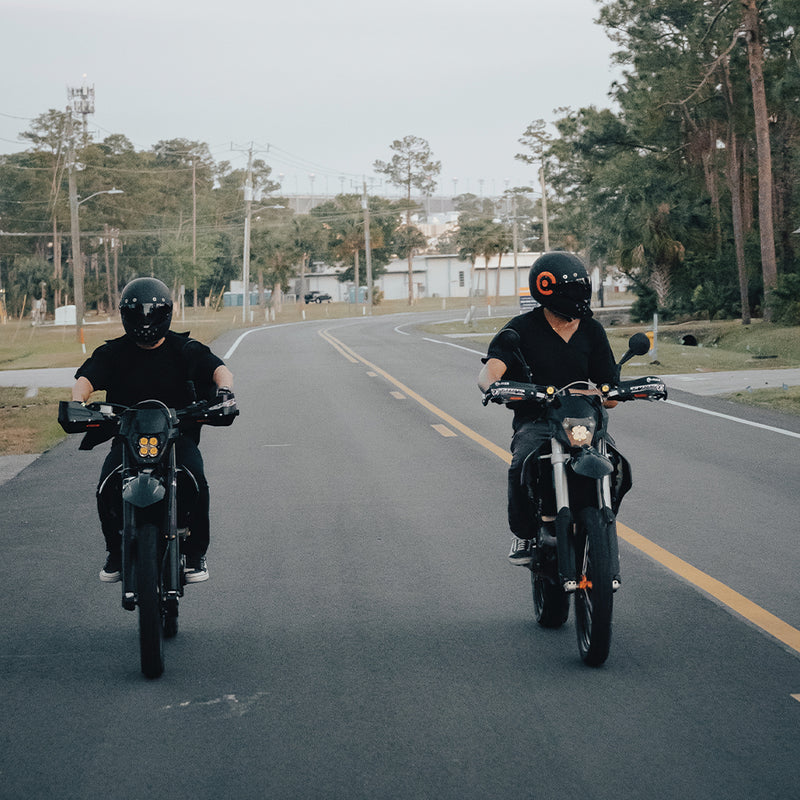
left=211, top=387, right=238, bottom=425
left=483, top=382, right=505, bottom=405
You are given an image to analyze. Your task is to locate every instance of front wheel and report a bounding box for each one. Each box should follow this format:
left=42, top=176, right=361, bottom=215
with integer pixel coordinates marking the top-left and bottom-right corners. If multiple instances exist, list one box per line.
left=136, top=521, right=164, bottom=678
left=574, top=508, right=614, bottom=667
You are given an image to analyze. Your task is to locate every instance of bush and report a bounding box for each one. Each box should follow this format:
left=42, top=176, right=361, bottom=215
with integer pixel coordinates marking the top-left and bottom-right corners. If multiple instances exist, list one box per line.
left=770, top=273, right=800, bottom=326
left=691, top=281, right=741, bottom=320
left=629, top=286, right=657, bottom=322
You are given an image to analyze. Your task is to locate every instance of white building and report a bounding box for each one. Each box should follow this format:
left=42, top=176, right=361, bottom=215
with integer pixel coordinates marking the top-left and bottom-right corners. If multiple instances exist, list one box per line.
left=293, top=253, right=630, bottom=303
left=300, top=254, right=542, bottom=303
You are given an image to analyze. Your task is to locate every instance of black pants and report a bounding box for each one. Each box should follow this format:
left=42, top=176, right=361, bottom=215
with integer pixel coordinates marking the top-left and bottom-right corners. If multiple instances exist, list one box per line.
left=508, top=419, right=551, bottom=539
left=97, top=435, right=210, bottom=558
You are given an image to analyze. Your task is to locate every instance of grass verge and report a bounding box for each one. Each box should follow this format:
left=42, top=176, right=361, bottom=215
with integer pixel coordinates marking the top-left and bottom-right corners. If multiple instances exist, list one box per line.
left=0, top=388, right=69, bottom=456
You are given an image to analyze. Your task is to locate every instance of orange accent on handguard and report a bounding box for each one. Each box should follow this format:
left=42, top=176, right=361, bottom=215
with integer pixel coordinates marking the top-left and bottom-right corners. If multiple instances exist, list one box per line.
left=578, top=575, right=593, bottom=590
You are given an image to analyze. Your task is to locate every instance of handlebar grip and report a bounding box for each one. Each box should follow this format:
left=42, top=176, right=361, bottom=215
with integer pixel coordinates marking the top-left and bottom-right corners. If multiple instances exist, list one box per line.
left=610, top=378, right=668, bottom=402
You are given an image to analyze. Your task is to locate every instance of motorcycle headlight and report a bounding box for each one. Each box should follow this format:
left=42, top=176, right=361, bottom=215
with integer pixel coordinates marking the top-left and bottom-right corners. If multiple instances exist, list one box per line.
left=562, top=417, right=597, bottom=447
left=137, top=435, right=162, bottom=458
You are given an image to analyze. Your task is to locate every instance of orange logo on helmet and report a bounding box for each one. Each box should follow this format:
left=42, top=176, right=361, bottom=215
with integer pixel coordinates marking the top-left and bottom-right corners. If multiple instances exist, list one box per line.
left=536, top=271, right=556, bottom=295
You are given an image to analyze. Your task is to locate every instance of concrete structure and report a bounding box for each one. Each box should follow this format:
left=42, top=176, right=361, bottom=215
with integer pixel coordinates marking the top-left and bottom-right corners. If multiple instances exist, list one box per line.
left=298, top=254, right=541, bottom=303
left=298, top=253, right=632, bottom=304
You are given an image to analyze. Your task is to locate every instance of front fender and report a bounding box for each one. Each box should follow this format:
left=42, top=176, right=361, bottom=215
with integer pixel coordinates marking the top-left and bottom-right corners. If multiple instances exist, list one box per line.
left=122, top=473, right=166, bottom=508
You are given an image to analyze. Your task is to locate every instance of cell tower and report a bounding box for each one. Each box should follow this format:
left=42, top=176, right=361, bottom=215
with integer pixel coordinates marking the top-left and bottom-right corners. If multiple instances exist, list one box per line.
left=68, top=77, right=95, bottom=143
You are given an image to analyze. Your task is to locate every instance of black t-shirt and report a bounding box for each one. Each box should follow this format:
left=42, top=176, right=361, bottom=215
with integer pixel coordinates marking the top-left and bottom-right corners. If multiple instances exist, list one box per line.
left=75, top=330, right=224, bottom=410
left=483, top=307, right=616, bottom=422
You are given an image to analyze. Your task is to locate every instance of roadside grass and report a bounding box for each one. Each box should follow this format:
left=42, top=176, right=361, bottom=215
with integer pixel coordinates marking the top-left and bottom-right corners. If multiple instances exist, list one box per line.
left=718, top=385, right=800, bottom=416
left=0, top=387, right=68, bottom=455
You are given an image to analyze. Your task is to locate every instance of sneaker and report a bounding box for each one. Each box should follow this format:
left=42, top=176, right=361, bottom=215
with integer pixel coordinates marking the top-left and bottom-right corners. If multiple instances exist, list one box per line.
left=507, top=537, right=534, bottom=566
left=100, top=551, right=122, bottom=583
left=184, top=555, right=209, bottom=583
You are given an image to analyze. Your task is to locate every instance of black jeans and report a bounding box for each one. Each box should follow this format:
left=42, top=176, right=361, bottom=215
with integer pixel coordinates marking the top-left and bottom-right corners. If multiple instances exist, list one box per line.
left=97, top=435, right=210, bottom=558
left=508, top=419, right=551, bottom=539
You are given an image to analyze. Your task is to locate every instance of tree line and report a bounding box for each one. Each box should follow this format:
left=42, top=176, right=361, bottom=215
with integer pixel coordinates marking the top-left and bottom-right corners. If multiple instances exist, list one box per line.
left=1, top=0, right=798, bottom=325
left=528, top=0, right=800, bottom=325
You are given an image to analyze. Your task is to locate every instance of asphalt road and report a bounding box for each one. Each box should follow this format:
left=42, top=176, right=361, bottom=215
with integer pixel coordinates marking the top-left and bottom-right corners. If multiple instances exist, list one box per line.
left=1, top=311, right=799, bottom=800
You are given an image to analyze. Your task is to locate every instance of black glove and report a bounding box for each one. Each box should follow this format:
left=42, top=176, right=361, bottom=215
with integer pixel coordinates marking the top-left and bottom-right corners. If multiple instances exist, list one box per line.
left=207, top=387, right=238, bottom=425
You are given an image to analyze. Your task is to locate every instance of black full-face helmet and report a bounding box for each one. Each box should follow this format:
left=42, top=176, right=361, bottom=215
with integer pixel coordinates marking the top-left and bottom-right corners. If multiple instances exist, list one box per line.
left=529, top=252, right=593, bottom=320
left=119, top=277, right=173, bottom=345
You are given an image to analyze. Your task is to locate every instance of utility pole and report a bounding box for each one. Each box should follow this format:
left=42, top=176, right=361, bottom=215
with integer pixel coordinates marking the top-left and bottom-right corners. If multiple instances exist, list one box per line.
left=66, top=109, right=84, bottom=341
left=192, top=159, right=197, bottom=307
left=539, top=166, right=550, bottom=252
left=242, top=145, right=254, bottom=324
left=66, top=79, right=94, bottom=342
left=512, top=195, right=519, bottom=296
left=362, top=179, right=373, bottom=310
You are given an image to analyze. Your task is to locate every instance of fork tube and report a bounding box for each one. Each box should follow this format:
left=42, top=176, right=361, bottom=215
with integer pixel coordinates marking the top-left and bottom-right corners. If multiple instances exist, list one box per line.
left=165, top=447, right=181, bottom=595
left=550, top=438, right=576, bottom=587
left=597, top=440, right=613, bottom=510
left=121, top=450, right=136, bottom=610
left=550, top=438, right=569, bottom=512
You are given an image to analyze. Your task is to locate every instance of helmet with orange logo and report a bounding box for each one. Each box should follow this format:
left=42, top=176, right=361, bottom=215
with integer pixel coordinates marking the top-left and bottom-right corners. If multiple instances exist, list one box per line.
left=529, top=252, right=592, bottom=320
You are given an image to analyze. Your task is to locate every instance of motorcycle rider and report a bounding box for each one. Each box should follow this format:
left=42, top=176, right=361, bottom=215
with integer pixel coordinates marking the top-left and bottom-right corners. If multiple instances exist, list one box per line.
left=70, top=277, right=235, bottom=584
left=478, top=252, right=617, bottom=565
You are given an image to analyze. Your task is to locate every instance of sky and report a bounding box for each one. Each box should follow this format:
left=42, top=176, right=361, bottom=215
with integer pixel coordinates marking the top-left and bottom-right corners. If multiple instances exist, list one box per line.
left=1, top=0, right=621, bottom=199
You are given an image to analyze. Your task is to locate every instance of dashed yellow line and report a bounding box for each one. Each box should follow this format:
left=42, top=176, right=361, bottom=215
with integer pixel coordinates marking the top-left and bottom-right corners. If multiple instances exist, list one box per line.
left=320, top=327, right=510, bottom=463
left=432, top=424, right=457, bottom=438
left=319, top=326, right=800, bottom=658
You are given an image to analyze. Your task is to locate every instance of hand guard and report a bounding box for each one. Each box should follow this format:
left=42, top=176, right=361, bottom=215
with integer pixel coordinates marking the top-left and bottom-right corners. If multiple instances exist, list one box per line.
left=613, top=378, right=668, bottom=402
left=205, top=389, right=238, bottom=426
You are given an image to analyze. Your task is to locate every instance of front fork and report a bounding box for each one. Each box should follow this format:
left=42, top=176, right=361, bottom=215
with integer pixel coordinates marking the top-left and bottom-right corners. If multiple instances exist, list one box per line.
left=550, top=439, right=577, bottom=590
left=119, top=451, right=183, bottom=612
left=550, top=438, right=620, bottom=590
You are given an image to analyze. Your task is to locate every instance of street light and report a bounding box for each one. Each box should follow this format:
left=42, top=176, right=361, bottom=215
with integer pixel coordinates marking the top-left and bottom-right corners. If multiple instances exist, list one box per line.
left=77, top=187, right=123, bottom=207
left=68, top=184, right=123, bottom=342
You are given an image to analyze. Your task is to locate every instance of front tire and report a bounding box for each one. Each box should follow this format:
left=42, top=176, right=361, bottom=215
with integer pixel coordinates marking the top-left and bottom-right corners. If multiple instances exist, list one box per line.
left=136, top=521, right=164, bottom=678
left=574, top=508, right=614, bottom=667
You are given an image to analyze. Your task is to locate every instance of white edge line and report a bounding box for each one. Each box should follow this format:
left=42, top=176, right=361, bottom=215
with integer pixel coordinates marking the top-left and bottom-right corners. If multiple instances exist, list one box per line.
left=423, top=336, right=800, bottom=440
left=665, top=399, right=800, bottom=439
left=422, top=337, right=484, bottom=355
left=223, top=321, right=302, bottom=359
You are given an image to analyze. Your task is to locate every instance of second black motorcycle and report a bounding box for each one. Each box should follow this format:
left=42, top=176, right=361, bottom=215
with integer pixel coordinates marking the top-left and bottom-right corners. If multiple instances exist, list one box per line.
left=484, top=332, right=666, bottom=666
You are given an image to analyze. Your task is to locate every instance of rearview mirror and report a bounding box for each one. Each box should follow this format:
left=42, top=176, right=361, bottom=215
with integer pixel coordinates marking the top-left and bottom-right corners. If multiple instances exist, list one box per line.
left=627, top=332, right=651, bottom=356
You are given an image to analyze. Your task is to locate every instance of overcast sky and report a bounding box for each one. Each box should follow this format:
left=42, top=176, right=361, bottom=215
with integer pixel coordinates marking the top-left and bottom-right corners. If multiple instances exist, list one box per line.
left=2, top=0, right=620, bottom=198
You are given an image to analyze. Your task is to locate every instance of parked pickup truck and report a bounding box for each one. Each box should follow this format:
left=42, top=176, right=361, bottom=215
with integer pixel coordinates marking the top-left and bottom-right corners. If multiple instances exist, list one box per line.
left=304, top=291, right=332, bottom=304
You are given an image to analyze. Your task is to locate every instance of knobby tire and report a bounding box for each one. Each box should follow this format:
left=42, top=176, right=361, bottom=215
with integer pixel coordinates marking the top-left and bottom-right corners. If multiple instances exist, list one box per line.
left=574, top=508, right=614, bottom=667
left=136, top=521, right=164, bottom=678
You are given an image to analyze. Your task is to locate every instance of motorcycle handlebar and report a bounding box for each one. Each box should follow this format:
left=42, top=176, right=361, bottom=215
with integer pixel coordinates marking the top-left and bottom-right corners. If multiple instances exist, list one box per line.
left=482, top=377, right=667, bottom=406
left=58, top=394, right=239, bottom=434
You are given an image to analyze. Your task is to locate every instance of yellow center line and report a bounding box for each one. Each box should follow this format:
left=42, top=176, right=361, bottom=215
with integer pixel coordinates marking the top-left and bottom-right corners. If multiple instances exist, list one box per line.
left=320, top=328, right=510, bottom=462
left=319, top=327, right=800, bottom=657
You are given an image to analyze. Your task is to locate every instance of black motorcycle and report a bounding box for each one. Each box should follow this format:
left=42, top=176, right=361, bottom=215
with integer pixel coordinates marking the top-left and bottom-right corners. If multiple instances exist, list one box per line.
left=58, top=392, right=237, bottom=678
left=484, top=332, right=666, bottom=666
